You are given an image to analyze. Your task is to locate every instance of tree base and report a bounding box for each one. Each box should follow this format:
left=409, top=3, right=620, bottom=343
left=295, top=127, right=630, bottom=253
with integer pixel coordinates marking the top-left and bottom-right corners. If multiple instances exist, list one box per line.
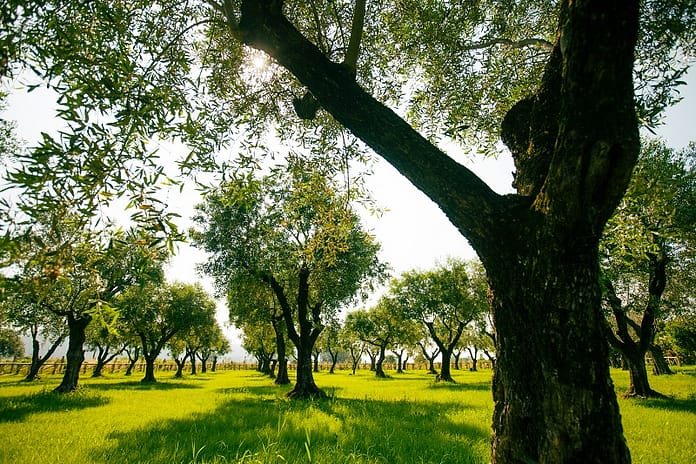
left=53, top=383, right=78, bottom=393
left=622, top=389, right=665, bottom=399
left=287, top=383, right=328, bottom=399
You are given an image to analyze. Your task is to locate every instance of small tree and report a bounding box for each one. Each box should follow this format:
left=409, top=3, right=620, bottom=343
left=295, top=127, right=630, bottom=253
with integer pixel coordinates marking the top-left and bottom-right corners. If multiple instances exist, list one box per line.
left=86, top=322, right=126, bottom=378
left=118, top=281, right=217, bottom=383
left=391, top=259, right=490, bottom=382
left=345, top=299, right=412, bottom=378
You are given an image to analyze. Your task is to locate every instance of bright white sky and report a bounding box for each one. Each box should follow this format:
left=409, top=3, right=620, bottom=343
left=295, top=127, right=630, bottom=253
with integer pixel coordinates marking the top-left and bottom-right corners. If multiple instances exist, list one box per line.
left=3, top=68, right=694, bottom=360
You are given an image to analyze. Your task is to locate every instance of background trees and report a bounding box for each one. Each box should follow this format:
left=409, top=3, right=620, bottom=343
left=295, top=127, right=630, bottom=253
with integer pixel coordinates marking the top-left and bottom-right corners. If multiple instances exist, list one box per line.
left=601, top=139, right=696, bottom=397
left=117, top=281, right=217, bottom=383
left=390, top=259, right=489, bottom=382
left=193, top=162, right=386, bottom=398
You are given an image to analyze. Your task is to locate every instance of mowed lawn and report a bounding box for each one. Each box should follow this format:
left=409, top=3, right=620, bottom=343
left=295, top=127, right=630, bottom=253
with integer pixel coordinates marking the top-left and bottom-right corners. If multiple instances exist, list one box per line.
left=0, top=366, right=694, bottom=464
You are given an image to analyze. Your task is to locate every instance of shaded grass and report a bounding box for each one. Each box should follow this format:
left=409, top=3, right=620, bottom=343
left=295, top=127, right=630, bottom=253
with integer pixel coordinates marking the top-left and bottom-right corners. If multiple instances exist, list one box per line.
left=0, top=388, right=109, bottom=423
left=0, top=367, right=694, bottom=463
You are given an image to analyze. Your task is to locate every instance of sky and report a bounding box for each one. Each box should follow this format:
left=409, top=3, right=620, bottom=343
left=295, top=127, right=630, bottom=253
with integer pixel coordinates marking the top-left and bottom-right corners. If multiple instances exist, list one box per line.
left=3, top=67, right=695, bottom=361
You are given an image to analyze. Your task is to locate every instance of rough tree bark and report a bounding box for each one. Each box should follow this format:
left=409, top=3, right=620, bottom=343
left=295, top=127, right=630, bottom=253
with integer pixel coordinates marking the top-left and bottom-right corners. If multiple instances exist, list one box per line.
left=233, top=0, right=639, bottom=461
left=54, top=313, right=91, bottom=393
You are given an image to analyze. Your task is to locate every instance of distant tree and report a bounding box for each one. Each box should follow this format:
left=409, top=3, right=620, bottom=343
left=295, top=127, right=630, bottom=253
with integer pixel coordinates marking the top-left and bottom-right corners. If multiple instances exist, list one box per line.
left=318, top=319, right=343, bottom=374
left=338, top=324, right=364, bottom=375
left=390, top=259, right=490, bottom=382
left=196, top=323, right=227, bottom=373
left=662, top=315, right=696, bottom=364
left=0, top=288, right=65, bottom=380
left=210, top=334, right=231, bottom=372
left=118, top=281, right=217, bottom=383
left=168, top=335, right=190, bottom=379
left=239, top=320, right=276, bottom=376
left=2, top=210, right=166, bottom=392
left=86, top=322, right=126, bottom=378
left=345, top=300, right=411, bottom=378
left=0, top=327, right=23, bottom=359
left=193, top=162, right=385, bottom=398
left=226, top=279, right=290, bottom=383
left=601, top=140, right=696, bottom=397
left=417, top=337, right=440, bottom=375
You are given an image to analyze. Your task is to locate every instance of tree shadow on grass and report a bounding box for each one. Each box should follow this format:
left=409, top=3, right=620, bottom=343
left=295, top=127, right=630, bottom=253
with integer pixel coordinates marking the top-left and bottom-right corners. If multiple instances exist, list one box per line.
left=427, top=381, right=492, bottom=392
left=0, top=389, right=109, bottom=423
left=632, top=395, right=696, bottom=415
left=85, top=380, right=203, bottom=391
left=94, top=388, right=490, bottom=463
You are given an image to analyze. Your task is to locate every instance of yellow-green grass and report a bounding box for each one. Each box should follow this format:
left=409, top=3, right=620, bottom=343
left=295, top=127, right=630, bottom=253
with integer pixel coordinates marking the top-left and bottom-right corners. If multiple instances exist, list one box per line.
left=0, top=367, right=693, bottom=463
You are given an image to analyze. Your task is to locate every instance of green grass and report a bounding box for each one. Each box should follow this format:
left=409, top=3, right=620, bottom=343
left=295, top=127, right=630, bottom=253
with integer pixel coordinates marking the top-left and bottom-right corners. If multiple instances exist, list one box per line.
left=0, top=367, right=694, bottom=463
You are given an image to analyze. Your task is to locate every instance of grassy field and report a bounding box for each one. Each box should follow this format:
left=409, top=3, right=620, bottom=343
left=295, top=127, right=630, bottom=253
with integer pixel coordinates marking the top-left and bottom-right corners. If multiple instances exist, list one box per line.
left=0, top=367, right=694, bottom=464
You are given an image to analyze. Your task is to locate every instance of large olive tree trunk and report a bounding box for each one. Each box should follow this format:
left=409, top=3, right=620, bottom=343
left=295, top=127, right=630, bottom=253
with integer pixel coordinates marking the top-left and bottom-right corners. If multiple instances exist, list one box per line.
left=486, top=233, right=628, bottom=462
left=236, top=1, right=639, bottom=461
left=54, top=314, right=91, bottom=393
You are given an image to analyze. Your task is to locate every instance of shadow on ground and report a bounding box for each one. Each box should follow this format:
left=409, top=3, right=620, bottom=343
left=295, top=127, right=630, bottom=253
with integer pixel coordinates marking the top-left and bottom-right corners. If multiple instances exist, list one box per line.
left=94, top=385, right=490, bottom=463
left=632, top=395, right=696, bottom=415
left=85, top=380, right=203, bottom=391
left=0, top=389, right=109, bottom=423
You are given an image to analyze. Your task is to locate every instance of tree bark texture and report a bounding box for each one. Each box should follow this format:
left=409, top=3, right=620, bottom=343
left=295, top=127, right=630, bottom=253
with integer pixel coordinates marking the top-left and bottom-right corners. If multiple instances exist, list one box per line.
left=237, top=0, right=639, bottom=461
left=142, top=355, right=157, bottom=383
left=649, top=344, right=673, bottom=376
left=374, top=345, right=387, bottom=378
left=54, top=314, right=90, bottom=393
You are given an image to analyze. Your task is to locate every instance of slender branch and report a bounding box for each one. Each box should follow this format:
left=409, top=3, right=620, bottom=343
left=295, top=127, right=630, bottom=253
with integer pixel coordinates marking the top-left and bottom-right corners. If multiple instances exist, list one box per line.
left=344, top=0, right=367, bottom=72
left=460, top=36, right=553, bottom=52
left=308, top=0, right=328, bottom=53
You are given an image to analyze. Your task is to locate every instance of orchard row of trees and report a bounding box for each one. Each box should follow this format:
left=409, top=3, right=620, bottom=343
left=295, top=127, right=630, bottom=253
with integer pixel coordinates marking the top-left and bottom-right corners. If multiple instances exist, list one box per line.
left=2, top=1, right=695, bottom=462
left=240, top=258, right=494, bottom=383
left=0, top=211, right=227, bottom=390
left=197, top=137, right=694, bottom=401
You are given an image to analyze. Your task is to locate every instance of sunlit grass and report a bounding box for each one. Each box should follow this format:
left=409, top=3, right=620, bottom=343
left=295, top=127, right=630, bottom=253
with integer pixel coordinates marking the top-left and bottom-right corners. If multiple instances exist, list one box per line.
left=0, top=366, right=694, bottom=463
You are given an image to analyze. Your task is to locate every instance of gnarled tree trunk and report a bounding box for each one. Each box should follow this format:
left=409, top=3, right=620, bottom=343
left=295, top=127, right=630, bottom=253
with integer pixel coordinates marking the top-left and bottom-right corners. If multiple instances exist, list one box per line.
left=54, top=314, right=91, bottom=393
left=236, top=0, right=639, bottom=460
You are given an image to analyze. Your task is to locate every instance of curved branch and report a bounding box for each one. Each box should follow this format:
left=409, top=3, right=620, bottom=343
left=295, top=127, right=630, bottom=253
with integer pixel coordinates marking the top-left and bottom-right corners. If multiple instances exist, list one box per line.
left=237, top=1, right=505, bottom=252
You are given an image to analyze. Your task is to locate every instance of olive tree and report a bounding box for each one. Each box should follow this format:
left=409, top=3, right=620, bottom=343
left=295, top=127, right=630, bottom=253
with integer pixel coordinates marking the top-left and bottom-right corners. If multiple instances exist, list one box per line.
left=193, top=163, right=385, bottom=397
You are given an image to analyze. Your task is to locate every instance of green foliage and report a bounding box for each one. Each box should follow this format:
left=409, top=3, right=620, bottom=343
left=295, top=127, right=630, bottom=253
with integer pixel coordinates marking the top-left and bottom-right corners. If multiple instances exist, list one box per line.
left=601, top=139, right=696, bottom=318
left=118, top=280, right=217, bottom=357
left=192, top=160, right=386, bottom=338
left=389, top=259, right=489, bottom=349
left=663, top=316, right=696, bottom=363
left=0, top=326, right=23, bottom=358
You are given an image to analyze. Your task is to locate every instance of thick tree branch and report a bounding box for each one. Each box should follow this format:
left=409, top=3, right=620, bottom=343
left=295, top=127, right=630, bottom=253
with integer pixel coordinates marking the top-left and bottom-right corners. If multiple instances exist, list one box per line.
left=236, top=0, right=505, bottom=253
